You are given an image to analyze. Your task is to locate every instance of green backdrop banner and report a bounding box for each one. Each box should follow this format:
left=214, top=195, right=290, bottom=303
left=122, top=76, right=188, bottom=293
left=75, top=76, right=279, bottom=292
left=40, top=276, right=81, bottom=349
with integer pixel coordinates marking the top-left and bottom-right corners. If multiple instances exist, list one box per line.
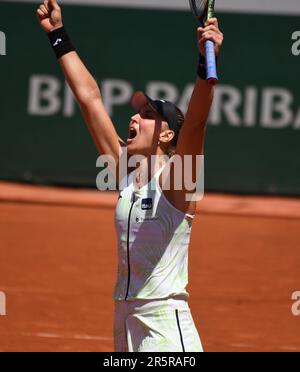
left=0, top=1, right=299, bottom=195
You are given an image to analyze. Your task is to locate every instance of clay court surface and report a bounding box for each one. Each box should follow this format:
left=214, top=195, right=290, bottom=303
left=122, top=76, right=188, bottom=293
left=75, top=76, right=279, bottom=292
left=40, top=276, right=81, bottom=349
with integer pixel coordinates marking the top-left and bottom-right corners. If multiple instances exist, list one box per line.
left=0, top=181, right=299, bottom=352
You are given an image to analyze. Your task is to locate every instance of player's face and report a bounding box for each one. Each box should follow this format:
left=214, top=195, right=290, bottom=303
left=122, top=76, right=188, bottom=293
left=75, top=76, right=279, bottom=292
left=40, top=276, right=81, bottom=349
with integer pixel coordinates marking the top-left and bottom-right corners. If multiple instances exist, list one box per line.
left=127, top=105, right=168, bottom=156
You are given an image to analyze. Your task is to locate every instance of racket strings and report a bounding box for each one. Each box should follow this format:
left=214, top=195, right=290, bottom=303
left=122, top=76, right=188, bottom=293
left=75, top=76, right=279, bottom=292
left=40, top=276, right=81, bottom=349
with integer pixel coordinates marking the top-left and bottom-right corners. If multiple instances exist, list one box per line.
left=189, top=0, right=208, bottom=19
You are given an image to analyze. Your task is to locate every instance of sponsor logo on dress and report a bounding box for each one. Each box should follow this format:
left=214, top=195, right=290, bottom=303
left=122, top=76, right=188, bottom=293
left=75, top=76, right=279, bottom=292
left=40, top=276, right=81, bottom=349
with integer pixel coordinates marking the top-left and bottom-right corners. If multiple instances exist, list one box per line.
left=141, top=198, right=153, bottom=210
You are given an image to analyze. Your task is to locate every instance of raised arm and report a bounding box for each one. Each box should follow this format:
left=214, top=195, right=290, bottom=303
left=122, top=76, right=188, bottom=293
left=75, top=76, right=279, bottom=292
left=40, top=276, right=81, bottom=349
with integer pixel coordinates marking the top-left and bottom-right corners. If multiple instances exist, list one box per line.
left=167, top=18, right=223, bottom=214
left=36, top=0, right=124, bottom=177
left=176, top=18, right=223, bottom=157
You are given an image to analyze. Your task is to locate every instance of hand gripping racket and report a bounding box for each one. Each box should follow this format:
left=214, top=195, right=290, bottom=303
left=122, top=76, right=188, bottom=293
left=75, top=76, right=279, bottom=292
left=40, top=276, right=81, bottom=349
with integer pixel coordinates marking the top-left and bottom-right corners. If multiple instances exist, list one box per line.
left=189, top=0, right=218, bottom=85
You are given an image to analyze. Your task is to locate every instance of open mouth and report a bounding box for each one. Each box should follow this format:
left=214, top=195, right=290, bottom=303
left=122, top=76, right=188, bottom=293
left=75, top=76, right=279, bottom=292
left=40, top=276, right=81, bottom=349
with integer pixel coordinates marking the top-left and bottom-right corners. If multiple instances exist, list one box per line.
left=128, top=127, right=138, bottom=140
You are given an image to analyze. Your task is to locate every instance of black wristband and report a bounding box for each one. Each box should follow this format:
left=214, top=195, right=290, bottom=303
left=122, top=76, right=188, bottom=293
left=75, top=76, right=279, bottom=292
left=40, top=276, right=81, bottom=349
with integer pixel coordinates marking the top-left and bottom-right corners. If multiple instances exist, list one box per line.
left=48, top=26, right=75, bottom=59
left=197, top=54, right=207, bottom=80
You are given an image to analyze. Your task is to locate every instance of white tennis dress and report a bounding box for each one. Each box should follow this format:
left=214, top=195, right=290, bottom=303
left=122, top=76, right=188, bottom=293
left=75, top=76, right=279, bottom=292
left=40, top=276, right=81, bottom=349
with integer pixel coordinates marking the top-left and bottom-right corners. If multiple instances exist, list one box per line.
left=113, top=165, right=203, bottom=352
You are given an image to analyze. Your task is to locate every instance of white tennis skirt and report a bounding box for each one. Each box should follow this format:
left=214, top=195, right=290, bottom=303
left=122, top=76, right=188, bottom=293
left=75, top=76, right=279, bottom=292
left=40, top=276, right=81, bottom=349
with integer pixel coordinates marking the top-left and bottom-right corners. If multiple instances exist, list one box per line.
left=114, top=297, right=203, bottom=352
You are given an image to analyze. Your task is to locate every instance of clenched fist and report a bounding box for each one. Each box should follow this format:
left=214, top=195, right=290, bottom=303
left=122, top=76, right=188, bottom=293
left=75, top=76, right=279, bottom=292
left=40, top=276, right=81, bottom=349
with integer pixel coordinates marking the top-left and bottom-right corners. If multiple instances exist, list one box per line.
left=36, top=0, right=63, bottom=33
left=197, top=18, right=223, bottom=57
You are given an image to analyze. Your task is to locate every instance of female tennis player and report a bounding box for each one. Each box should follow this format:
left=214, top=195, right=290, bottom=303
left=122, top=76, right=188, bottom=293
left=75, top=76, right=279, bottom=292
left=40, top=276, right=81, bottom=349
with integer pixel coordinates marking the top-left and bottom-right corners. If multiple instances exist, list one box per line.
left=37, top=0, right=223, bottom=352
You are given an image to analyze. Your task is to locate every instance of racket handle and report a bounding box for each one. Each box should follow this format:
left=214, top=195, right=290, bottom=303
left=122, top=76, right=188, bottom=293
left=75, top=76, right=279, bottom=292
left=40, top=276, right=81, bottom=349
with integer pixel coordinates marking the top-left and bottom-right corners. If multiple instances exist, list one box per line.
left=205, top=40, right=218, bottom=85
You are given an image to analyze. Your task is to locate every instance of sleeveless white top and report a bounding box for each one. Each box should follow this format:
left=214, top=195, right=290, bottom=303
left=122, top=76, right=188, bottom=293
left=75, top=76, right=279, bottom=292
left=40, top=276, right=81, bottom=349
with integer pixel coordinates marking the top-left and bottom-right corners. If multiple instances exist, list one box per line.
left=113, top=166, right=194, bottom=301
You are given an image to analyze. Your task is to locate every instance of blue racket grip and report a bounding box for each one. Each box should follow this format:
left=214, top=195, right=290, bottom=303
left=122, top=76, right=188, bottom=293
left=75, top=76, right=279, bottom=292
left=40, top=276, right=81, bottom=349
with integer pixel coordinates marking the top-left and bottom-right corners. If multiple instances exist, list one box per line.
left=205, top=40, right=218, bottom=84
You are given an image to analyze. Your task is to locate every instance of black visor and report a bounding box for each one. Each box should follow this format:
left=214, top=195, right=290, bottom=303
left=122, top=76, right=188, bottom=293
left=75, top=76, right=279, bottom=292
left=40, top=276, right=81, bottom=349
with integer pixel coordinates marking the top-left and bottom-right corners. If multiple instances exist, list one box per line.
left=131, top=91, right=181, bottom=146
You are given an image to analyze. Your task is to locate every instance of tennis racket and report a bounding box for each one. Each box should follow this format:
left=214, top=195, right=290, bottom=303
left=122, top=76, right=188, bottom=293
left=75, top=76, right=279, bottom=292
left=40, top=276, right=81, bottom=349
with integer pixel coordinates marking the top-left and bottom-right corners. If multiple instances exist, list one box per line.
left=189, top=0, right=218, bottom=85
